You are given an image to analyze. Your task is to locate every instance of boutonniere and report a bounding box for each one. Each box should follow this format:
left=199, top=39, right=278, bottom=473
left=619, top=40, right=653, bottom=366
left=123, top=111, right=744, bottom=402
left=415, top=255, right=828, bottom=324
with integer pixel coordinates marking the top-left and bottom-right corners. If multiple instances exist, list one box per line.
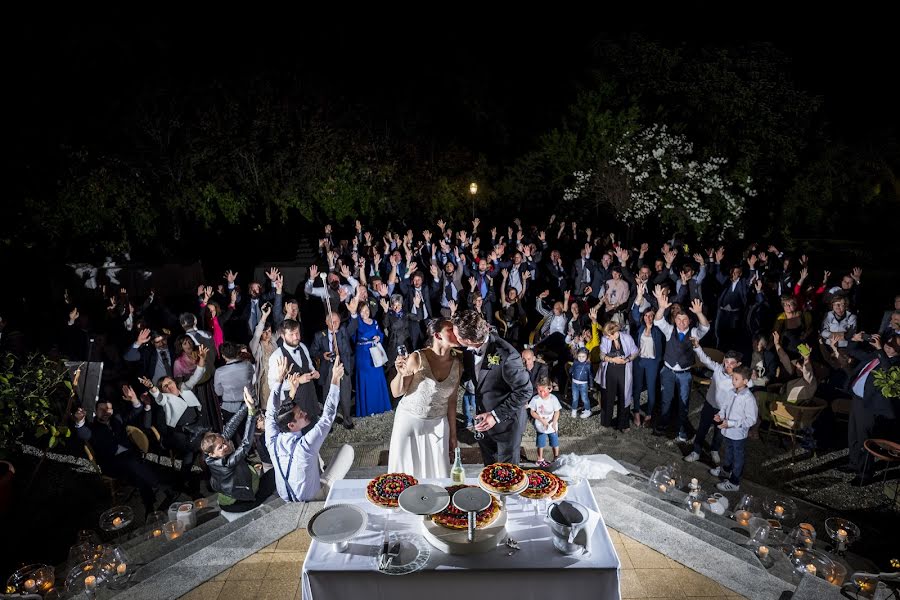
left=487, top=354, right=501, bottom=366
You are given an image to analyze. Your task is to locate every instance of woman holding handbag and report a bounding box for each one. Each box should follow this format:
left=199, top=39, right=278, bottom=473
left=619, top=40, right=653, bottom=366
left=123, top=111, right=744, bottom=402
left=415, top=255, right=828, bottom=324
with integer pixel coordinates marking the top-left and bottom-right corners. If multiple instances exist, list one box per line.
left=351, top=302, right=393, bottom=417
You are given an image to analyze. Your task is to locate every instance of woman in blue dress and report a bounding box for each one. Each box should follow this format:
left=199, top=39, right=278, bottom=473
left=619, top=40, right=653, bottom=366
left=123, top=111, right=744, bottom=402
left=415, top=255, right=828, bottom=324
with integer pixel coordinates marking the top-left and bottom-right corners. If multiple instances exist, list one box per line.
left=352, top=303, right=393, bottom=417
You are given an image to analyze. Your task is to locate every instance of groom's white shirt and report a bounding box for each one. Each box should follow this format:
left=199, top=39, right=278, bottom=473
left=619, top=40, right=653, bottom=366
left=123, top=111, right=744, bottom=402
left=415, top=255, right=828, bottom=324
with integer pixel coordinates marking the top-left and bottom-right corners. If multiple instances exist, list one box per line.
left=470, top=338, right=499, bottom=422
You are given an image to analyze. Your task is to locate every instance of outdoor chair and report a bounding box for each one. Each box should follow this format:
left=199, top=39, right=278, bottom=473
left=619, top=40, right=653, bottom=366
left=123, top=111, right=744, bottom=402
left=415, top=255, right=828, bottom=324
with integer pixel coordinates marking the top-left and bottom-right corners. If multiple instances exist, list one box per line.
left=765, top=397, right=827, bottom=464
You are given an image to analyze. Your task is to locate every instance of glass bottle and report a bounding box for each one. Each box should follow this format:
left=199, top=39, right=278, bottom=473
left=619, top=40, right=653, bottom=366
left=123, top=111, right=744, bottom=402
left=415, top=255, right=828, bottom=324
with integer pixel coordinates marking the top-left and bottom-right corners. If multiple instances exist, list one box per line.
left=451, top=447, right=465, bottom=484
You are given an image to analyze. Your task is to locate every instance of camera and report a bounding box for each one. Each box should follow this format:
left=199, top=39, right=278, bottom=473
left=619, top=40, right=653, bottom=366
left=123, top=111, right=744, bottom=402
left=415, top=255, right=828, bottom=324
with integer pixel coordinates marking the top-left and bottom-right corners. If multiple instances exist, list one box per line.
left=860, top=333, right=874, bottom=343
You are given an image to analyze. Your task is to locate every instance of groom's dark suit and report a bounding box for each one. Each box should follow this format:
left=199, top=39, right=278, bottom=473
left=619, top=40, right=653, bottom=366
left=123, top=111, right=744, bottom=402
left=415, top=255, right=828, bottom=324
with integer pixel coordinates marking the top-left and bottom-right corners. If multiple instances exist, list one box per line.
left=462, top=334, right=533, bottom=465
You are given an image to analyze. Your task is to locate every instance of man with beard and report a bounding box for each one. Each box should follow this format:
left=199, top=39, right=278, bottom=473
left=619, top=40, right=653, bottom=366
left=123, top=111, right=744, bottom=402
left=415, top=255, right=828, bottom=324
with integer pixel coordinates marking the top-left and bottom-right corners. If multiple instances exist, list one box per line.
left=75, top=392, right=173, bottom=515
left=464, top=257, right=495, bottom=324
left=304, top=264, right=359, bottom=309
left=267, top=319, right=321, bottom=421
left=310, top=312, right=356, bottom=429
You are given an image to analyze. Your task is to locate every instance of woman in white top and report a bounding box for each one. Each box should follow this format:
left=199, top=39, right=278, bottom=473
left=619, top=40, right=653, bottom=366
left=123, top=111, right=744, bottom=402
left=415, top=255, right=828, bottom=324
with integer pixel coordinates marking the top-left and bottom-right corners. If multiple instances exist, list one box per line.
left=388, top=319, right=461, bottom=479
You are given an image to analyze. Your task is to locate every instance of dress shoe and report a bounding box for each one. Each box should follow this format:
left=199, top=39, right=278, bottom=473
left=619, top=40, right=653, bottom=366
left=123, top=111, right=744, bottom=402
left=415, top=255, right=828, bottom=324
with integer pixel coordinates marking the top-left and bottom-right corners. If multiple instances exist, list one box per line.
left=344, top=421, right=355, bottom=430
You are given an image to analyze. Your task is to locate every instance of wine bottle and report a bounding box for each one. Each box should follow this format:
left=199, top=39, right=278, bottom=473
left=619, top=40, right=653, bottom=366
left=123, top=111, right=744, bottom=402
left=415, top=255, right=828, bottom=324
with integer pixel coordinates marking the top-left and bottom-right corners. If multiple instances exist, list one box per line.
left=451, top=447, right=465, bottom=484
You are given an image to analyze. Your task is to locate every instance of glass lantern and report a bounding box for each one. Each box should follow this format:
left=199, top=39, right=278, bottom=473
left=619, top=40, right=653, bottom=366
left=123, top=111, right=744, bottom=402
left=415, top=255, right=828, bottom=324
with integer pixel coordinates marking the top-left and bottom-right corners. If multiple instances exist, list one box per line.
left=763, top=496, right=796, bottom=526
left=789, top=548, right=837, bottom=583
left=5, top=564, right=54, bottom=596
left=649, top=465, right=674, bottom=494
left=824, top=517, right=859, bottom=556
left=66, top=560, right=110, bottom=598
left=787, top=523, right=817, bottom=549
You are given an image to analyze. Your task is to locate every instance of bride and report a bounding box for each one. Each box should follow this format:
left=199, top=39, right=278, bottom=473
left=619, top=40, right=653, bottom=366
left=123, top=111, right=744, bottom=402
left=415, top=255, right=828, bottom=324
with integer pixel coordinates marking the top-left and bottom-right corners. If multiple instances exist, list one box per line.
left=388, top=319, right=461, bottom=479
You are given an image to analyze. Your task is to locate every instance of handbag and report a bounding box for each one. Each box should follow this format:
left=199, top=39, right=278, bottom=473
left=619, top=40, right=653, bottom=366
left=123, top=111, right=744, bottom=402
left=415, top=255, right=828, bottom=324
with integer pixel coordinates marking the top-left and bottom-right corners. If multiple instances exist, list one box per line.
left=369, top=342, right=388, bottom=368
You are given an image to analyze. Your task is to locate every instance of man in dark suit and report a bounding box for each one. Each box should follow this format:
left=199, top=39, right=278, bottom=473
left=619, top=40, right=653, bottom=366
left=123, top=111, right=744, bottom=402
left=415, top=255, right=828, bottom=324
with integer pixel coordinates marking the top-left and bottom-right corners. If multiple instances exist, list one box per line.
left=845, top=333, right=900, bottom=485
left=454, top=310, right=533, bottom=465
left=310, top=312, right=357, bottom=429
left=521, top=348, right=549, bottom=392
left=124, top=328, right=176, bottom=384
left=398, top=269, right=438, bottom=349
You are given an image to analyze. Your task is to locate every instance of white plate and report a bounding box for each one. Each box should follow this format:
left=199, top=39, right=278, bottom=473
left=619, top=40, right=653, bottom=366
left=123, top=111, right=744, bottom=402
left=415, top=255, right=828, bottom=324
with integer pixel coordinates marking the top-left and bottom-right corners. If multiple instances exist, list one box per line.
left=376, top=532, right=431, bottom=575
left=478, top=475, right=528, bottom=497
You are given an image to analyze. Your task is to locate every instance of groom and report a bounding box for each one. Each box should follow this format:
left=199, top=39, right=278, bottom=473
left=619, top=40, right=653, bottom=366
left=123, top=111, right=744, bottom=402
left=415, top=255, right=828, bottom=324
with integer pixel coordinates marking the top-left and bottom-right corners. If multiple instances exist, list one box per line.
left=453, top=310, right=532, bottom=465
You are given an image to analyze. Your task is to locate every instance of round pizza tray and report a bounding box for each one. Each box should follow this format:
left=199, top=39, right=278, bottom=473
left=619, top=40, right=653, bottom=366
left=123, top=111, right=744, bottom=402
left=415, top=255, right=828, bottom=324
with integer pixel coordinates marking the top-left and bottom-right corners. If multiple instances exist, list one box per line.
left=307, top=503, right=368, bottom=545
left=421, top=507, right=508, bottom=555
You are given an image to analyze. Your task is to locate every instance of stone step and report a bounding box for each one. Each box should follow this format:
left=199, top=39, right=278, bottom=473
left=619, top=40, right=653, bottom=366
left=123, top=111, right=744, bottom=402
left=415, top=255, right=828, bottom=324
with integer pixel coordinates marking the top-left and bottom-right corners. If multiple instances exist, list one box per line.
left=597, top=475, right=753, bottom=547
left=592, top=483, right=794, bottom=600
left=593, top=483, right=768, bottom=572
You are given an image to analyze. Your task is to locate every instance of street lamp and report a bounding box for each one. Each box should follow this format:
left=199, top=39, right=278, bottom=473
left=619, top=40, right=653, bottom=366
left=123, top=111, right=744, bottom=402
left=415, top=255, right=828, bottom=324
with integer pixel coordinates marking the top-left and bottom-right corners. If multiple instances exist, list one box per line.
left=469, top=182, right=478, bottom=220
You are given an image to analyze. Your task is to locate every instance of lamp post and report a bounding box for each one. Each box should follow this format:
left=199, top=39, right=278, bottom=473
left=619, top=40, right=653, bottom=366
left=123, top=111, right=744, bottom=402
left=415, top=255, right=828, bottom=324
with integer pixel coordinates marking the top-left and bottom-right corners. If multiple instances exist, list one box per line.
left=469, top=182, right=478, bottom=221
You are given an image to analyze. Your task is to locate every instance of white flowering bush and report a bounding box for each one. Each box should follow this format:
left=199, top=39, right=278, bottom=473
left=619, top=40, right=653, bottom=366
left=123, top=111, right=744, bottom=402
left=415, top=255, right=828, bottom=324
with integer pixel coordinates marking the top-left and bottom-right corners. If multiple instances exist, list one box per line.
left=564, top=124, right=755, bottom=237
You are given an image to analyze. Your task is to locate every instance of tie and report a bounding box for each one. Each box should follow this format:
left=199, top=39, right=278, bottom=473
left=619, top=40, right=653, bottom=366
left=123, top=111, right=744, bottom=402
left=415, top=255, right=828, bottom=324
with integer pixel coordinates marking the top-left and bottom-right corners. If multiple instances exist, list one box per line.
left=329, top=332, right=334, bottom=354
left=677, top=332, right=686, bottom=342
left=583, top=260, right=591, bottom=283
left=445, top=283, right=454, bottom=302
left=479, top=275, right=488, bottom=298
left=251, top=300, right=260, bottom=330
left=416, top=290, right=427, bottom=318
left=852, top=359, right=879, bottom=391
left=159, top=350, right=172, bottom=376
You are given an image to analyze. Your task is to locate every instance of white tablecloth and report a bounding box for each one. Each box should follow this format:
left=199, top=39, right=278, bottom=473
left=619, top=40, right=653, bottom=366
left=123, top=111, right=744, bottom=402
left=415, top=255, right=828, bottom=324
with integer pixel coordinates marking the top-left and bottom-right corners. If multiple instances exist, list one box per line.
left=302, top=478, right=621, bottom=600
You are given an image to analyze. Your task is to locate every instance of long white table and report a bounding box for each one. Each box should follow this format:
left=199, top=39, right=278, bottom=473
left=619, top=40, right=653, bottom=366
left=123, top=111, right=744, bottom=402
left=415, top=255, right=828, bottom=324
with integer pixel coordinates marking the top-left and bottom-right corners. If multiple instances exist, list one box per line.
left=302, top=478, right=621, bottom=600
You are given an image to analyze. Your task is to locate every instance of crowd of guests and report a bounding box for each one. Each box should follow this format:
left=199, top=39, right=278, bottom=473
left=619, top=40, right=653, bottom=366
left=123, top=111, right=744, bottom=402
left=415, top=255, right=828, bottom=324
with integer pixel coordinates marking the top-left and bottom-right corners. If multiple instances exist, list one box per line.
left=3, top=214, right=897, bottom=520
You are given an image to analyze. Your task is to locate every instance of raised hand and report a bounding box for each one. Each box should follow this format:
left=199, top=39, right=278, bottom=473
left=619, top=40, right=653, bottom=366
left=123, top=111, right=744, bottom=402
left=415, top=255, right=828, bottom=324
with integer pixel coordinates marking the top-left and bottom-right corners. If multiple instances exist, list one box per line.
left=689, top=298, right=704, bottom=315
left=589, top=305, right=600, bottom=321
left=331, top=358, right=345, bottom=385
left=539, top=290, right=550, bottom=299
left=138, top=376, right=156, bottom=393
left=800, top=254, right=809, bottom=265
left=522, top=270, right=531, bottom=281
left=747, top=254, right=758, bottom=268
left=472, top=218, right=480, bottom=230
left=715, top=247, right=725, bottom=263
left=639, top=242, right=649, bottom=255
left=340, top=264, right=351, bottom=279
left=413, top=293, right=422, bottom=307
left=436, top=218, right=446, bottom=230
left=308, top=264, right=319, bottom=280
left=136, top=328, right=151, bottom=346
left=380, top=298, right=389, bottom=312
left=266, top=268, right=280, bottom=281
left=772, top=330, right=781, bottom=349
left=122, top=385, right=138, bottom=402
left=799, top=267, right=809, bottom=281
left=501, top=268, right=509, bottom=279
left=585, top=227, right=592, bottom=239
left=197, top=284, right=205, bottom=297
left=108, top=296, right=117, bottom=311
left=851, top=267, right=862, bottom=281
left=692, top=253, right=704, bottom=265
left=69, top=307, right=80, bottom=323
left=224, top=270, right=238, bottom=284
left=275, top=355, right=290, bottom=381
left=768, top=245, right=779, bottom=255
left=197, top=345, right=209, bottom=365
left=355, top=219, right=363, bottom=232
left=338, top=287, right=350, bottom=302
left=407, top=261, right=418, bottom=274
left=538, top=230, right=546, bottom=242
left=823, top=270, right=831, bottom=283
left=274, top=275, right=284, bottom=293
left=468, top=275, right=476, bottom=289
left=230, top=289, right=238, bottom=306
left=243, top=386, right=256, bottom=409
left=74, top=407, right=86, bottom=422
left=664, top=249, right=677, bottom=266
left=448, top=299, right=458, bottom=316
left=636, top=282, right=647, bottom=298
left=261, top=303, right=272, bottom=318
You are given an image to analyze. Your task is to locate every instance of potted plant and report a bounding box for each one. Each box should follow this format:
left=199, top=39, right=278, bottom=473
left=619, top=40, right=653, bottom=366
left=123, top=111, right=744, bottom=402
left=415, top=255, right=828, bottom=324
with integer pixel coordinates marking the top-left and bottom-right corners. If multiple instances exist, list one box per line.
left=0, top=352, right=74, bottom=513
left=873, top=366, right=900, bottom=399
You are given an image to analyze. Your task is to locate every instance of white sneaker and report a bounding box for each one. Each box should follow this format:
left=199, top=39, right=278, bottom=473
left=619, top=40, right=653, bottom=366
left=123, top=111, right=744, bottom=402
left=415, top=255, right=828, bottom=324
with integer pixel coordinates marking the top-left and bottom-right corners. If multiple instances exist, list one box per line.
left=683, top=451, right=700, bottom=462
left=709, top=467, right=722, bottom=477
left=710, top=451, right=721, bottom=465
left=571, top=410, right=578, bottom=418
left=716, top=481, right=740, bottom=492
left=580, top=410, right=592, bottom=419
left=675, top=433, right=689, bottom=444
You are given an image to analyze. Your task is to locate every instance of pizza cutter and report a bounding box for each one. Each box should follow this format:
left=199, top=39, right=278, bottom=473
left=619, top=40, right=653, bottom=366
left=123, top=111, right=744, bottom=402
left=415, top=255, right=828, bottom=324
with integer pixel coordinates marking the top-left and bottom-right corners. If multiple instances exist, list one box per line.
left=452, top=487, right=491, bottom=543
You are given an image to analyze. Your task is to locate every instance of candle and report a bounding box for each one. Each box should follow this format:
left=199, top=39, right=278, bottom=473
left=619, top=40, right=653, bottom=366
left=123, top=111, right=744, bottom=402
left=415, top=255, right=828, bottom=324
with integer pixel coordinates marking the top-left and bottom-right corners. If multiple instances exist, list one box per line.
left=117, top=563, right=127, bottom=576
left=112, top=516, right=123, bottom=527
left=735, top=510, right=752, bottom=526
left=757, top=546, right=769, bottom=559
left=84, top=576, right=97, bottom=590
left=658, top=484, right=667, bottom=493
left=793, top=548, right=805, bottom=559
left=806, top=564, right=817, bottom=576
left=166, top=531, right=181, bottom=540
left=836, top=528, right=848, bottom=541
left=691, top=477, right=698, bottom=486
left=803, top=537, right=813, bottom=549
left=774, top=505, right=784, bottom=517
left=668, top=478, right=676, bottom=487
left=152, top=529, right=162, bottom=538
left=194, top=498, right=206, bottom=509
left=23, top=579, right=36, bottom=592
left=692, top=501, right=701, bottom=515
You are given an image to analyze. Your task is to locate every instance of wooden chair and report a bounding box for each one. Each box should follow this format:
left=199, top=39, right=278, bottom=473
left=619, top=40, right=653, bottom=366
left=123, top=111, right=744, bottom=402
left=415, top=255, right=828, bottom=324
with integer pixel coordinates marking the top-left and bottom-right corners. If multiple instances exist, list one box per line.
left=126, top=426, right=150, bottom=455
left=528, top=317, right=547, bottom=347
left=863, top=439, right=900, bottom=507
left=494, top=311, right=508, bottom=338
left=150, top=426, right=176, bottom=467
left=766, top=398, right=827, bottom=464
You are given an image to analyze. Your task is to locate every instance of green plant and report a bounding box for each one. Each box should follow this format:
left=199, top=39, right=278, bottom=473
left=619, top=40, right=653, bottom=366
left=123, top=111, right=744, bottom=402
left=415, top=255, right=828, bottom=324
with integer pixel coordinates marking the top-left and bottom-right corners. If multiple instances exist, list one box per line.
left=0, top=352, right=72, bottom=458
left=873, top=366, right=900, bottom=399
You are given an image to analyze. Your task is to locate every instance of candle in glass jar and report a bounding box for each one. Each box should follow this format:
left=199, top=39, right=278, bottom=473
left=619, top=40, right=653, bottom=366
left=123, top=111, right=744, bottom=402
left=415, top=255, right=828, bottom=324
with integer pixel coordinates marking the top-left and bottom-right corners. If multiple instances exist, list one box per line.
left=658, top=484, right=667, bottom=493
left=757, top=546, right=769, bottom=559
left=84, top=576, right=97, bottom=590
left=805, top=564, right=817, bottom=576
left=668, top=478, right=676, bottom=487
left=803, top=537, right=813, bottom=549
left=152, top=529, right=162, bottom=538
left=692, top=501, right=701, bottom=515
left=690, top=477, right=698, bottom=486
left=112, top=516, right=123, bottom=527
left=836, top=528, right=848, bottom=541
left=23, top=579, right=36, bottom=592
left=194, top=498, right=206, bottom=509
left=117, top=563, right=127, bottom=576
left=774, top=505, right=785, bottom=517
left=735, top=510, right=752, bottom=526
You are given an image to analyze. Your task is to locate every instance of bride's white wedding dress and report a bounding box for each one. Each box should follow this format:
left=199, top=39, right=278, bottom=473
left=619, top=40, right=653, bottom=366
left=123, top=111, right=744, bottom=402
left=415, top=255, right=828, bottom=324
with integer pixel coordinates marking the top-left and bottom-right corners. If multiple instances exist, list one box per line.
left=388, top=350, right=461, bottom=479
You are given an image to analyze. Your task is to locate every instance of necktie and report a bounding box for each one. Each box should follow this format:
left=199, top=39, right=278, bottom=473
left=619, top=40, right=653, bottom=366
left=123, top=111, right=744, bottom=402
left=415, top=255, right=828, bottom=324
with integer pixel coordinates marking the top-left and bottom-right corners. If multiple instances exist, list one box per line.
left=416, top=289, right=427, bottom=318
left=479, top=275, right=488, bottom=298
left=852, top=359, right=879, bottom=390
left=445, top=283, right=454, bottom=302
left=677, top=332, right=686, bottom=342
left=329, top=332, right=334, bottom=354
left=251, top=300, right=260, bottom=330
left=583, top=260, right=591, bottom=283
left=159, top=350, right=172, bottom=376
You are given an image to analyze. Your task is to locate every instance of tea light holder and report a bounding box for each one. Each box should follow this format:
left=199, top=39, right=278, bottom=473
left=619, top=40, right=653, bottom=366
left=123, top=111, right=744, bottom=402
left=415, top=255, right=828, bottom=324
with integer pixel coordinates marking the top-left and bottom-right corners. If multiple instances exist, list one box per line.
left=849, top=574, right=878, bottom=599
left=789, top=548, right=837, bottom=583
left=163, top=520, right=186, bottom=541
left=763, top=496, right=796, bottom=525
left=823, top=517, right=859, bottom=556
left=65, top=560, right=109, bottom=597
left=5, top=564, right=54, bottom=595
left=649, top=465, right=674, bottom=495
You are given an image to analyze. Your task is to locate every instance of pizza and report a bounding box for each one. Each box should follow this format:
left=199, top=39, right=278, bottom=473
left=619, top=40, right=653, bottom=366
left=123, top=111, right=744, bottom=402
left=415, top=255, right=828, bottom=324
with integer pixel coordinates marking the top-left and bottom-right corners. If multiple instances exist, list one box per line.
left=366, top=473, right=418, bottom=508
left=520, top=469, right=560, bottom=500
left=430, top=485, right=502, bottom=530
left=479, top=463, right=526, bottom=494
left=550, top=474, right=568, bottom=500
